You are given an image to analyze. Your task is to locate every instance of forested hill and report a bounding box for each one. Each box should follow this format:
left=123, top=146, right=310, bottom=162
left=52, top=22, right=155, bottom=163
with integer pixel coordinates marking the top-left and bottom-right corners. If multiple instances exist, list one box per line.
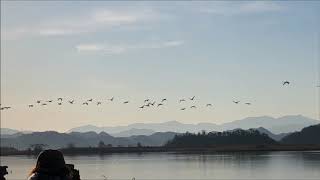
left=166, top=129, right=276, bottom=147
left=281, top=124, right=320, bottom=144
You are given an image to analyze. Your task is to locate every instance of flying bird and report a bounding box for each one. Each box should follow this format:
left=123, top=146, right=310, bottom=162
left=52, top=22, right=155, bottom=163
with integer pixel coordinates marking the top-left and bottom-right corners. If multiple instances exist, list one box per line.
left=123, top=101, right=129, bottom=104
left=206, top=104, right=212, bottom=107
left=144, top=99, right=150, bottom=103
left=161, top=98, right=167, bottom=102
left=190, top=96, right=195, bottom=101
left=233, top=101, right=240, bottom=104
left=58, top=103, right=62, bottom=106
left=97, top=102, right=102, bottom=105
left=58, top=98, right=63, bottom=101
left=68, top=100, right=74, bottom=104
left=87, top=99, right=93, bottom=102
left=190, top=105, right=196, bottom=108
left=157, top=103, right=163, bottom=107
left=150, top=101, right=156, bottom=106
left=108, top=97, right=114, bottom=101
left=36, top=100, right=41, bottom=104
left=283, top=81, right=290, bottom=86
left=180, top=108, right=186, bottom=111
left=179, top=99, right=186, bottom=103
left=139, top=105, right=145, bottom=109
left=47, top=100, right=53, bottom=103
left=245, top=102, right=251, bottom=105
left=28, top=105, right=34, bottom=108
left=82, top=102, right=89, bottom=105
left=41, top=103, right=47, bottom=106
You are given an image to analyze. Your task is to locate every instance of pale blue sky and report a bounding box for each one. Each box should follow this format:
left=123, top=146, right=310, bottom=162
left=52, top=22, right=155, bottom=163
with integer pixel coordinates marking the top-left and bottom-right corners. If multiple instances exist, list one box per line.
left=1, top=1, right=319, bottom=132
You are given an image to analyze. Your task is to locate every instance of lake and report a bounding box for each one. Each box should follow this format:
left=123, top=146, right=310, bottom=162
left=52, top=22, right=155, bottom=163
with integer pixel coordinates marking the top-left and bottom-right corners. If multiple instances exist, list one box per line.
left=1, top=151, right=320, bottom=180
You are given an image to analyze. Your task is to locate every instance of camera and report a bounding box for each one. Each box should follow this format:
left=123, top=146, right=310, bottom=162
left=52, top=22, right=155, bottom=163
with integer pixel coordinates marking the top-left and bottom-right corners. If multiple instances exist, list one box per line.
left=66, top=164, right=80, bottom=180
left=0, top=166, right=8, bottom=180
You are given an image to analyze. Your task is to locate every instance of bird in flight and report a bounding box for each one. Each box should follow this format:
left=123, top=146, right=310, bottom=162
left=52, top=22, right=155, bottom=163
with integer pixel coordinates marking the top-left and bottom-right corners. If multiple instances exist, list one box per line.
left=87, top=99, right=93, bottom=102
left=41, top=103, right=47, bottom=106
left=180, top=108, right=186, bottom=111
left=123, top=101, right=129, bottom=104
left=190, top=96, right=195, bottom=101
left=108, top=97, right=114, bottom=101
left=97, top=102, right=102, bottom=105
left=233, top=101, right=240, bottom=104
left=144, top=99, right=149, bottom=103
left=36, top=100, right=41, bottom=104
left=1, top=107, right=11, bottom=110
left=82, top=102, right=89, bottom=105
left=179, top=99, right=186, bottom=103
left=139, top=105, right=145, bottom=109
left=157, top=103, right=163, bottom=107
left=190, top=105, right=196, bottom=108
left=28, top=105, right=34, bottom=108
left=283, top=81, right=290, bottom=86
left=58, top=98, right=63, bottom=101
left=46, top=100, right=53, bottom=103
left=68, top=100, right=74, bottom=104
left=206, top=104, right=212, bottom=107
left=150, top=101, right=156, bottom=106
left=245, top=102, right=251, bottom=105
left=161, top=98, right=167, bottom=102
left=58, top=103, right=62, bottom=106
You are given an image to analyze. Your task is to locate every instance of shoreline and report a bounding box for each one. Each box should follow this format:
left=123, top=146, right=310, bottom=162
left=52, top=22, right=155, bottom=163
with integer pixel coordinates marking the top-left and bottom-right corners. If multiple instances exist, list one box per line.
left=1, top=144, right=320, bottom=156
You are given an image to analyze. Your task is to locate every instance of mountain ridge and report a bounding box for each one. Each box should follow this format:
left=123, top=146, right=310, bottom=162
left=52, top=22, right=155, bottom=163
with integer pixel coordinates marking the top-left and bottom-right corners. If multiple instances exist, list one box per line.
left=68, top=115, right=319, bottom=134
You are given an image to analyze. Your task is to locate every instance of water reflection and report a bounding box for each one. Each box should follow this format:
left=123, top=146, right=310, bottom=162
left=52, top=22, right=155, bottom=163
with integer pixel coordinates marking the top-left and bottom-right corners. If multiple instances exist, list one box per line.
left=1, top=151, right=320, bottom=179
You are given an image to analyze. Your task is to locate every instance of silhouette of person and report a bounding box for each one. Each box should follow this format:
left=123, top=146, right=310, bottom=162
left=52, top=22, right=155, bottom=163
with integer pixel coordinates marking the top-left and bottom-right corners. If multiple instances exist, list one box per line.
left=0, top=166, right=8, bottom=180
left=28, top=149, right=77, bottom=180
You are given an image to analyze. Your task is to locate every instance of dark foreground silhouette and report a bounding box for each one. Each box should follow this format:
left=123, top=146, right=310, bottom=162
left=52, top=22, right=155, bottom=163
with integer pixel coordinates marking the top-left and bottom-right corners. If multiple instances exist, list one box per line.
left=28, top=149, right=80, bottom=180
left=0, top=166, right=8, bottom=180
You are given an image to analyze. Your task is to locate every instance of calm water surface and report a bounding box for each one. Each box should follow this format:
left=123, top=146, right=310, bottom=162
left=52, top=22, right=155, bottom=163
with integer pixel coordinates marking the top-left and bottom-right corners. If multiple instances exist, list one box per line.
left=1, top=151, right=320, bottom=180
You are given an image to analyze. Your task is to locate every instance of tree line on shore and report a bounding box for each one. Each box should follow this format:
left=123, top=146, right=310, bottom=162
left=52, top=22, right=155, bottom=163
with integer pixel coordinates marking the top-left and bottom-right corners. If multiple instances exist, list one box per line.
left=1, top=124, right=319, bottom=155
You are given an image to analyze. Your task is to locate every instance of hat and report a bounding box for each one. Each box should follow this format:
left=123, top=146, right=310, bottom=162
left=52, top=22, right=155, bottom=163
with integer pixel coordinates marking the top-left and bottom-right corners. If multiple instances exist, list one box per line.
left=36, top=150, right=66, bottom=170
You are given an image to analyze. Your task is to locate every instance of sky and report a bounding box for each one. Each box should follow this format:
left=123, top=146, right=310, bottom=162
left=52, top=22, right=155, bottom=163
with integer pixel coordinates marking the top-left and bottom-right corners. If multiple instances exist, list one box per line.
left=1, top=1, right=320, bottom=132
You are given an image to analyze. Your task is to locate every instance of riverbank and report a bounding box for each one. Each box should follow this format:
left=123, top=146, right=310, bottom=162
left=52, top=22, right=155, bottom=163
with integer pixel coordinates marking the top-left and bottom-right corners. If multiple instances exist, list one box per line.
left=1, top=144, right=320, bottom=156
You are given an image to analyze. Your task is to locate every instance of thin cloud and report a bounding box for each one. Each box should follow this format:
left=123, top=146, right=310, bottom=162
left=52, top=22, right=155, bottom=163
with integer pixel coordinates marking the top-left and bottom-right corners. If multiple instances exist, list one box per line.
left=76, top=40, right=184, bottom=54
left=4, top=8, right=159, bottom=40
left=200, top=1, right=283, bottom=15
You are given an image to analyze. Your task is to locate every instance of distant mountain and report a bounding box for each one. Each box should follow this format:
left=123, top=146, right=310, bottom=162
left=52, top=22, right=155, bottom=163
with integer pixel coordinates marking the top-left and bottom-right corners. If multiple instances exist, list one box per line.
left=68, top=121, right=219, bottom=134
left=1, top=132, right=25, bottom=139
left=0, top=128, right=32, bottom=135
left=254, top=127, right=289, bottom=141
left=281, top=124, right=320, bottom=144
left=220, top=115, right=319, bottom=134
left=69, top=115, right=319, bottom=134
left=0, top=131, right=177, bottom=150
left=1, top=128, right=20, bottom=135
left=111, top=128, right=155, bottom=137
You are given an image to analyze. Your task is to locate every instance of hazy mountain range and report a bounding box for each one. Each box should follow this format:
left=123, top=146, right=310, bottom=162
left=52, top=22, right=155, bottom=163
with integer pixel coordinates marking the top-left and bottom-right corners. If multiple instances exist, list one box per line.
left=1, top=131, right=178, bottom=150
left=67, top=115, right=319, bottom=135
left=2, top=115, right=319, bottom=137
left=2, top=123, right=319, bottom=150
